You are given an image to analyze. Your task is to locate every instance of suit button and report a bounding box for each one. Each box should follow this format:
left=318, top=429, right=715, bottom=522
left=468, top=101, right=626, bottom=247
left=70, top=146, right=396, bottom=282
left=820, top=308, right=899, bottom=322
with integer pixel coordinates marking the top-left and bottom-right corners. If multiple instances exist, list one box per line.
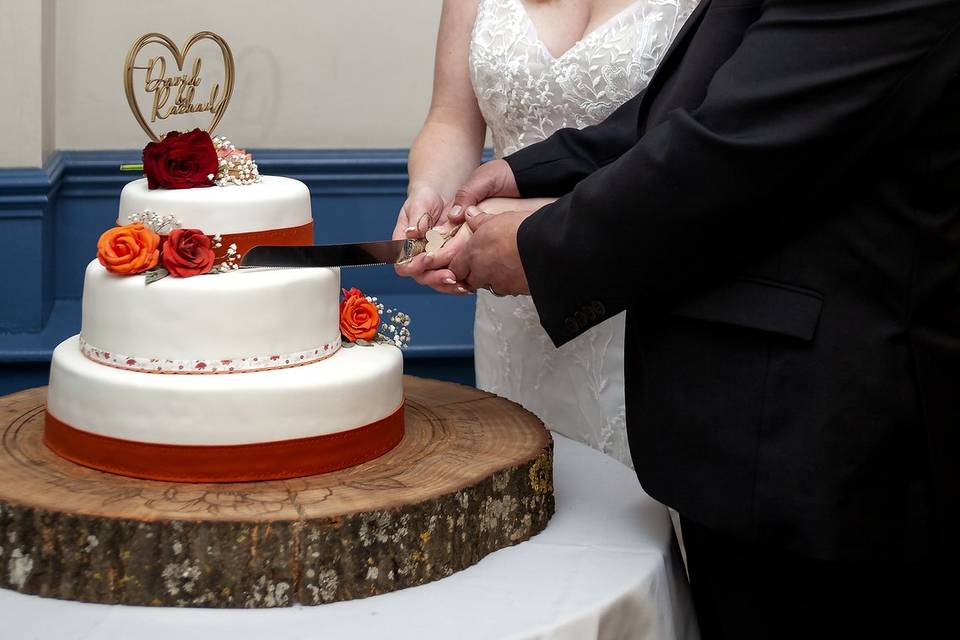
left=574, top=310, right=588, bottom=327
left=565, top=317, right=579, bottom=333
left=591, top=301, right=606, bottom=317
left=584, top=305, right=597, bottom=322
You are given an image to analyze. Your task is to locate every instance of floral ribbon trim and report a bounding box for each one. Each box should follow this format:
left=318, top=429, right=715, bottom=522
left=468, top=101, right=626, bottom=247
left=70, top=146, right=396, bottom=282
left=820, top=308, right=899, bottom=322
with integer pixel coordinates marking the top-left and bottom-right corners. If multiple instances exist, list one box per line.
left=79, top=336, right=341, bottom=374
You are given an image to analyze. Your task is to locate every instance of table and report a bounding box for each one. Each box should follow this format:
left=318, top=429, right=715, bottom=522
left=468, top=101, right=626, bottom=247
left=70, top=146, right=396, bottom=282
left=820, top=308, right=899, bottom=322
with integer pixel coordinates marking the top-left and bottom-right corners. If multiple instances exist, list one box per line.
left=0, top=435, right=699, bottom=640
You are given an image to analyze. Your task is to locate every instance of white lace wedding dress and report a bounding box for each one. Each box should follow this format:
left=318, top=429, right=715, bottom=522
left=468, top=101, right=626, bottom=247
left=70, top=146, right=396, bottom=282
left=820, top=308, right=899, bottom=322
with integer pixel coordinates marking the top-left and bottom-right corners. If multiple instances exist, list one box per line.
left=469, top=0, right=698, bottom=467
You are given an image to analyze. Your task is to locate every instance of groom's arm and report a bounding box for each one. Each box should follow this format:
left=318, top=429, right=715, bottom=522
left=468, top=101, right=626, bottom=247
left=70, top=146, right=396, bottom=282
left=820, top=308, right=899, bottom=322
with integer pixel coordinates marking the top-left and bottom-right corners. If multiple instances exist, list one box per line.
left=515, top=0, right=960, bottom=347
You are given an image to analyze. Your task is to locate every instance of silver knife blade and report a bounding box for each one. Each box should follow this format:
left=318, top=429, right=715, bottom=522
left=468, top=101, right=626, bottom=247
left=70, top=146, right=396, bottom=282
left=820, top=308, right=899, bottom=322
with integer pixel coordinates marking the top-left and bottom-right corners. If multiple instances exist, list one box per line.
left=240, top=238, right=427, bottom=269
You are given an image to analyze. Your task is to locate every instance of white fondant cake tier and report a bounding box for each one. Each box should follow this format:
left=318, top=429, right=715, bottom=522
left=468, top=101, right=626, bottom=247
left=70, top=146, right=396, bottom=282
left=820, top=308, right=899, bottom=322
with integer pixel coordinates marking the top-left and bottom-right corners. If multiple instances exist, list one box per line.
left=47, top=335, right=404, bottom=446
left=80, top=260, right=341, bottom=369
left=118, top=176, right=311, bottom=234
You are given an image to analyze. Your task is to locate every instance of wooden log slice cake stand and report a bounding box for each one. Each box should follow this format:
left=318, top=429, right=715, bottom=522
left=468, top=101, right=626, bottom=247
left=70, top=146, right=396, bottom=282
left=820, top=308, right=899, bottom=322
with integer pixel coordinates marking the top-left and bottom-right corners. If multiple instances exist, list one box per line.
left=0, top=376, right=554, bottom=608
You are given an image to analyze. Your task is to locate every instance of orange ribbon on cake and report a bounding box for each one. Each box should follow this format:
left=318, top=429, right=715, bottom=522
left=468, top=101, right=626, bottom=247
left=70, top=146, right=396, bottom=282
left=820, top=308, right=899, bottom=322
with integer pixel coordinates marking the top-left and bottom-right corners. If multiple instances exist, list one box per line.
left=44, top=403, right=404, bottom=483
left=162, top=220, right=315, bottom=262
left=218, top=220, right=313, bottom=258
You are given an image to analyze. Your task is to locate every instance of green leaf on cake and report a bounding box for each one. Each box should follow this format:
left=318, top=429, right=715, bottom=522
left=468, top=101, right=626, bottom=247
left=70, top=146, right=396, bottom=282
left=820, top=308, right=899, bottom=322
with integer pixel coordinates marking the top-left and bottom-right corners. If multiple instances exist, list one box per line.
left=144, top=267, right=170, bottom=285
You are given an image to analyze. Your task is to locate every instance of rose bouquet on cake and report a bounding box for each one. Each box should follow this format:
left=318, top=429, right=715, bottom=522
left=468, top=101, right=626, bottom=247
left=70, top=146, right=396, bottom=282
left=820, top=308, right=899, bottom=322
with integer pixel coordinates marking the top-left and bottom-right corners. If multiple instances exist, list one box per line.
left=123, top=127, right=261, bottom=188
left=96, top=213, right=239, bottom=283
left=339, top=287, right=411, bottom=349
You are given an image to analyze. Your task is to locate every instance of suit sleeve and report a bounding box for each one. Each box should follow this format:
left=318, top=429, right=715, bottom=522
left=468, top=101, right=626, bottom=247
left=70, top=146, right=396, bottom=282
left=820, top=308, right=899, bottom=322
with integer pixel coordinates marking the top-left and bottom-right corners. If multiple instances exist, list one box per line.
left=513, top=0, right=960, bottom=347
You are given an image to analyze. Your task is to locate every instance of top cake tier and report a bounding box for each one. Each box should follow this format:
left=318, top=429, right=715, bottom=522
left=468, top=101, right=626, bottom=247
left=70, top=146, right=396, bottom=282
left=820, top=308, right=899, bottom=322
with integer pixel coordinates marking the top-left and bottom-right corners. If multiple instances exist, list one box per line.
left=119, top=176, right=312, bottom=234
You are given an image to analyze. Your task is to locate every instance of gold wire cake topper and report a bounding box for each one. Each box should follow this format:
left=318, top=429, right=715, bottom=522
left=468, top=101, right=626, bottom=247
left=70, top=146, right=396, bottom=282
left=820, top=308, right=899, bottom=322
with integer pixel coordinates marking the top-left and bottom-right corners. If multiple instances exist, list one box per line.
left=123, top=31, right=235, bottom=142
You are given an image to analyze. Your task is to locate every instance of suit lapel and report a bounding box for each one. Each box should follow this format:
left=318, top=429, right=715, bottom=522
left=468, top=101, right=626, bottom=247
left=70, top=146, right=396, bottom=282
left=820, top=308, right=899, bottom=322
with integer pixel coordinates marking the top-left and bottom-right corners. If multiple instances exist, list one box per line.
left=637, top=0, right=713, bottom=119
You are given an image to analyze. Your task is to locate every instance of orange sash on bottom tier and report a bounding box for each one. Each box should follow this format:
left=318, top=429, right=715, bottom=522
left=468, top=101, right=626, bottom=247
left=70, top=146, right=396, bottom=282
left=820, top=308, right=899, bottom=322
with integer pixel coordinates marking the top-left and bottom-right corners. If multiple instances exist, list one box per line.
left=43, top=403, right=404, bottom=483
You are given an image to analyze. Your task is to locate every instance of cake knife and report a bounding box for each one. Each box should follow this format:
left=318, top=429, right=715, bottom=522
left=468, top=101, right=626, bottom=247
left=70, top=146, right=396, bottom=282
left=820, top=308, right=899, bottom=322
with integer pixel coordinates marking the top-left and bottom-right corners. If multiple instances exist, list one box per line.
left=240, top=227, right=461, bottom=269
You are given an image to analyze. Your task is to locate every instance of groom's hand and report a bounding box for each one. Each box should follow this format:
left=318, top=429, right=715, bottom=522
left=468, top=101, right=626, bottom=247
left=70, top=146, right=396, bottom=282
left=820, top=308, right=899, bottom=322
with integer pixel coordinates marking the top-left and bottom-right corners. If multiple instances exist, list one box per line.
left=449, top=207, right=531, bottom=296
left=447, top=159, right=520, bottom=226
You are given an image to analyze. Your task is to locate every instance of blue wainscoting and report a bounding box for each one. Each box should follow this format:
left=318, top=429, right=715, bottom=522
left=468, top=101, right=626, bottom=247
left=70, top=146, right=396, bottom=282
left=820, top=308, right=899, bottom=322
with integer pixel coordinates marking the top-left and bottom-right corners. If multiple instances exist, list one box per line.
left=0, top=150, right=476, bottom=396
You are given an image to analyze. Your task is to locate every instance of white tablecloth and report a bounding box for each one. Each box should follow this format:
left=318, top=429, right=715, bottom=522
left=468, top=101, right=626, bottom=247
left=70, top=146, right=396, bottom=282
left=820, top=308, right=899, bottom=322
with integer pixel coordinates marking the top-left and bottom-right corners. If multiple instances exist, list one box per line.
left=0, top=435, right=699, bottom=640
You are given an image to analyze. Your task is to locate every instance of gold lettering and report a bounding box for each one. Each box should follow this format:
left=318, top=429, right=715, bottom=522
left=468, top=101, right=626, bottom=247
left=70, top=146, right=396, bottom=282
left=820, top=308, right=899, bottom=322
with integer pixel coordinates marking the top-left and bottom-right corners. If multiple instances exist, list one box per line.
left=151, top=82, right=170, bottom=122
left=143, top=56, right=166, bottom=93
left=139, top=54, right=218, bottom=124
left=207, top=84, right=221, bottom=114
left=188, top=58, right=203, bottom=87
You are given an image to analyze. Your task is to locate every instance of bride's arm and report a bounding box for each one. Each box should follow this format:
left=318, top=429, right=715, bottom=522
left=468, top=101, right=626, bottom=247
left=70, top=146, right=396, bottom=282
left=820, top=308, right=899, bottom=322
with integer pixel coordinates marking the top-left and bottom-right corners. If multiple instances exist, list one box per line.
left=393, top=0, right=486, bottom=244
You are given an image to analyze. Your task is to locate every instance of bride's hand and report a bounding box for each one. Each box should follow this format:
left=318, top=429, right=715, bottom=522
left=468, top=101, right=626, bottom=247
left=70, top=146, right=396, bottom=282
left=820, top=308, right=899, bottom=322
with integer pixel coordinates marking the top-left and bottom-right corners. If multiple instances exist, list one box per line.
left=392, top=184, right=444, bottom=242
left=394, top=188, right=471, bottom=294
left=395, top=204, right=473, bottom=294
left=394, top=185, right=469, bottom=294
left=414, top=221, right=474, bottom=293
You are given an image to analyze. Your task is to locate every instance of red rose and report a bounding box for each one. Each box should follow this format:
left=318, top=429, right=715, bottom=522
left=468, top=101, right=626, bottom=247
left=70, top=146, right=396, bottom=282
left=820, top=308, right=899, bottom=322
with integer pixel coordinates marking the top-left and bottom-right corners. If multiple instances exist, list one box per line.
left=340, top=288, right=380, bottom=342
left=142, top=129, right=218, bottom=190
left=161, top=228, right=216, bottom=277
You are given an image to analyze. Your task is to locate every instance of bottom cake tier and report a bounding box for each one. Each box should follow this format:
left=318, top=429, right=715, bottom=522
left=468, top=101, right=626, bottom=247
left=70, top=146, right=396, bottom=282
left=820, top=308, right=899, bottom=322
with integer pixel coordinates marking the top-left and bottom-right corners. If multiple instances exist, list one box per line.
left=45, top=335, right=404, bottom=482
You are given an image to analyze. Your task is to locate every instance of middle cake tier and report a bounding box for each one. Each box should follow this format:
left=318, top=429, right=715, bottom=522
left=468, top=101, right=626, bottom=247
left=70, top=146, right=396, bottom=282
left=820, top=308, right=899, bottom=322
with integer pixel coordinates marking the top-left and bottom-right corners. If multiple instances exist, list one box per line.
left=80, top=259, right=341, bottom=373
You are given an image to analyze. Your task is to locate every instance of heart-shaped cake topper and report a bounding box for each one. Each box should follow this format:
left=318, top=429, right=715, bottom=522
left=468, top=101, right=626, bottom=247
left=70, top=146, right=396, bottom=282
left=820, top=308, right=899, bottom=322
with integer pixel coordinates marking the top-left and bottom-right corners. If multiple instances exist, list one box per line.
left=123, top=31, right=235, bottom=142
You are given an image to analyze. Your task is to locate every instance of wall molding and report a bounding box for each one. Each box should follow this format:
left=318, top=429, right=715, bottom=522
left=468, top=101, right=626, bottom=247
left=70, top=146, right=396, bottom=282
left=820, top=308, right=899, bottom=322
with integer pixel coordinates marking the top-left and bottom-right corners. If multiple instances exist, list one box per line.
left=0, top=151, right=65, bottom=212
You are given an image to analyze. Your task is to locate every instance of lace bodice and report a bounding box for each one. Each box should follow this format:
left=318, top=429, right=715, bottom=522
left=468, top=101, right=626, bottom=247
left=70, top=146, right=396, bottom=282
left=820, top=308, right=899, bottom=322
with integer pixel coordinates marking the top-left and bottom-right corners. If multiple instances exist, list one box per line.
left=470, top=0, right=698, bottom=158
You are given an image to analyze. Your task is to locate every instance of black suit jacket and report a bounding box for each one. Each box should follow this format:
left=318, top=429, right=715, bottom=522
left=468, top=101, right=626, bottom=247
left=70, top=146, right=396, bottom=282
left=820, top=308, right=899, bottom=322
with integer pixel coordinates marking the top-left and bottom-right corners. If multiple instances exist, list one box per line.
left=507, top=0, right=960, bottom=563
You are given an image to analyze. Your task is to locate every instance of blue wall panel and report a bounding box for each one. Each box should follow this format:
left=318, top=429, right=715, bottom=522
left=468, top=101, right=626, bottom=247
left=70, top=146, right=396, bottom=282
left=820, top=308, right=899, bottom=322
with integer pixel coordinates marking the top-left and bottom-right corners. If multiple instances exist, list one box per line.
left=54, top=195, right=120, bottom=299
left=0, top=215, right=47, bottom=329
left=0, top=156, right=62, bottom=332
left=0, top=150, right=476, bottom=395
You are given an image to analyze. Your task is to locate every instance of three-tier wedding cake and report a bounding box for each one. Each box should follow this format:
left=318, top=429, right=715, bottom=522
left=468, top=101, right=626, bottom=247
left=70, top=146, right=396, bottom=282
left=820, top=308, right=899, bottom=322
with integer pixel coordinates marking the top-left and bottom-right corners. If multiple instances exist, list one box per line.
left=44, top=132, right=408, bottom=483
left=43, top=31, right=412, bottom=483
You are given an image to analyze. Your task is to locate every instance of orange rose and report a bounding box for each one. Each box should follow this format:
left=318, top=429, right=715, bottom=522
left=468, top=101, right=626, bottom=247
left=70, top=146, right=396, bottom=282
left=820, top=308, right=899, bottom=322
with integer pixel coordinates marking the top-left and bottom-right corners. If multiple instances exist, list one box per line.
left=97, top=223, right=161, bottom=275
left=340, top=288, right=380, bottom=342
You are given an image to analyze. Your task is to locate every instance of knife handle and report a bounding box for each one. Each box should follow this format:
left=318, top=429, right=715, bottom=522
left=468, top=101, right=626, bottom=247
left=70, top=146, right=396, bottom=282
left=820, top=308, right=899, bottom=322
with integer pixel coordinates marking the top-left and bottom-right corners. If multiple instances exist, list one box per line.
left=398, top=223, right=465, bottom=265
left=398, top=238, right=428, bottom=264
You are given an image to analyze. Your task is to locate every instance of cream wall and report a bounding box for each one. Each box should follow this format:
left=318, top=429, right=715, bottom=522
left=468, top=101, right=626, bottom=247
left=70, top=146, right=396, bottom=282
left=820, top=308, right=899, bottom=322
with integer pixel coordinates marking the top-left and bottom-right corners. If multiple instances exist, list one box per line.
left=0, top=0, right=56, bottom=167
left=42, top=0, right=56, bottom=160
left=2, top=0, right=443, bottom=166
